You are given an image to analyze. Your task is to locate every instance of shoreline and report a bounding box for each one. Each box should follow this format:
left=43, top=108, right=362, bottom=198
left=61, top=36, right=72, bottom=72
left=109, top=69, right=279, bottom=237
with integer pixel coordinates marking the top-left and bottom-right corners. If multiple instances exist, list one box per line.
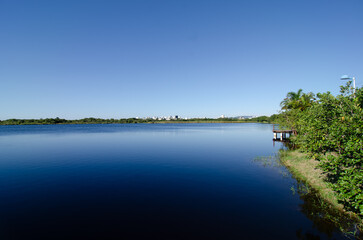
left=0, top=115, right=280, bottom=126
left=0, top=121, right=275, bottom=126
left=279, top=150, right=363, bottom=231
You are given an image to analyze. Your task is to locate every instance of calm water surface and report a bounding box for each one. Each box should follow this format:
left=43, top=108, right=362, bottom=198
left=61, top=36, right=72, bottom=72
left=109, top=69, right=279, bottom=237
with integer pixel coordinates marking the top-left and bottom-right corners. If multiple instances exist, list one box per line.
left=0, top=124, right=351, bottom=239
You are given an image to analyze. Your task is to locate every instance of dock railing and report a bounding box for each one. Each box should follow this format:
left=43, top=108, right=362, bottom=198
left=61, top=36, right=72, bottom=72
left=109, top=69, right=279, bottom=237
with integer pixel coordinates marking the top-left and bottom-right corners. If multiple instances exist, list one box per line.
left=272, top=124, right=294, bottom=141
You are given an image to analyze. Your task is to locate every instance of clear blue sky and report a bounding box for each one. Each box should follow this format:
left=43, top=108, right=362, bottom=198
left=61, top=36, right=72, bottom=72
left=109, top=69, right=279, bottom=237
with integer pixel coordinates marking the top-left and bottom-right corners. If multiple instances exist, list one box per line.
left=1, top=0, right=362, bottom=119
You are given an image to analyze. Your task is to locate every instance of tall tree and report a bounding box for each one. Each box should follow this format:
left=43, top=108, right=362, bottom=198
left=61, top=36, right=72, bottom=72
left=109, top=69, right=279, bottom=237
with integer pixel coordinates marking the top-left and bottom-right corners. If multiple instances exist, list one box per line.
left=280, top=89, right=315, bottom=111
left=280, top=89, right=303, bottom=110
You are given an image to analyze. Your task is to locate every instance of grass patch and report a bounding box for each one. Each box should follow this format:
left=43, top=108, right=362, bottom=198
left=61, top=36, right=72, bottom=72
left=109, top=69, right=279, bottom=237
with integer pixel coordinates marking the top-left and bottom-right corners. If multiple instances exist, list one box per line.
left=279, top=150, right=363, bottom=230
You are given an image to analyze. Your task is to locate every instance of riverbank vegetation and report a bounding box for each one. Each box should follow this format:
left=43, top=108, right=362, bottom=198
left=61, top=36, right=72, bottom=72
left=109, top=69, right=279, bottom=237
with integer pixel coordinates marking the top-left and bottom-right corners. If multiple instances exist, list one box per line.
left=278, top=81, right=363, bottom=224
left=279, top=150, right=362, bottom=236
left=279, top=150, right=341, bottom=209
left=0, top=115, right=280, bottom=125
left=255, top=152, right=362, bottom=237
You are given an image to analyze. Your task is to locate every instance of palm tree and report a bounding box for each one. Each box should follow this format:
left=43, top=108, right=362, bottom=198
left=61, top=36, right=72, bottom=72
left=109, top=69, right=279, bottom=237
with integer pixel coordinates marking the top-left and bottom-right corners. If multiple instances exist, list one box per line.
left=280, top=89, right=303, bottom=110
left=280, top=89, right=315, bottom=111
left=299, top=92, right=315, bottom=110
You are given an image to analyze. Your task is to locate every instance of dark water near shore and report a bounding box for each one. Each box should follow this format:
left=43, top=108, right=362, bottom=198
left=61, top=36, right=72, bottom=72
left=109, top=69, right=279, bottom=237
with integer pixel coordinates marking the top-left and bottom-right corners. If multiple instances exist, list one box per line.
left=0, top=123, right=353, bottom=239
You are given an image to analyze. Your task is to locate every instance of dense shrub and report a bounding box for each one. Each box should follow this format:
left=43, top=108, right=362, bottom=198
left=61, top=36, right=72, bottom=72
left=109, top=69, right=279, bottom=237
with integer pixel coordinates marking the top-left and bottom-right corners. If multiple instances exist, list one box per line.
left=279, top=83, right=363, bottom=216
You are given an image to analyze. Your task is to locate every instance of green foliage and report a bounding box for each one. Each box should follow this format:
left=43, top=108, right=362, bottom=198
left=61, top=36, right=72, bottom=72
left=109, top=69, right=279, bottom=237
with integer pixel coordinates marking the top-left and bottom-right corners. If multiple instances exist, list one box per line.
left=280, top=89, right=315, bottom=111
left=0, top=115, right=282, bottom=125
left=0, top=118, right=151, bottom=125
left=279, top=83, right=363, bottom=216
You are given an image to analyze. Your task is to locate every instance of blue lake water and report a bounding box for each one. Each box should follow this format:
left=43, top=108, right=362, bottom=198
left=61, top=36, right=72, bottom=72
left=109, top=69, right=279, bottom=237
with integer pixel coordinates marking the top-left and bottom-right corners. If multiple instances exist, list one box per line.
left=0, top=123, right=351, bottom=239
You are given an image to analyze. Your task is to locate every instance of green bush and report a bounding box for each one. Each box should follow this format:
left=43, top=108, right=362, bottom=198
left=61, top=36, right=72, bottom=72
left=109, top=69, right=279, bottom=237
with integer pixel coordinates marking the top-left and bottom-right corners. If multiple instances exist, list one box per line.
left=279, top=83, right=363, bottom=216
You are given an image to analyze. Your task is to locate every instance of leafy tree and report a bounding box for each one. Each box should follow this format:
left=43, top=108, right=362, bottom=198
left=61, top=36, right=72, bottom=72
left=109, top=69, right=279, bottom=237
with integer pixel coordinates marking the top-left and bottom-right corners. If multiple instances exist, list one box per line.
left=280, top=89, right=315, bottom=111
left=279, top=83, right=363, bottom=216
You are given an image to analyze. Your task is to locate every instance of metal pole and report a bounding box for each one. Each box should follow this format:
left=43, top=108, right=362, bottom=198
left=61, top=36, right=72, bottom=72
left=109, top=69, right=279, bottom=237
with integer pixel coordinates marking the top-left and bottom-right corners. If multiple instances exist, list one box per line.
left=353, top=77, right=356, bottom=94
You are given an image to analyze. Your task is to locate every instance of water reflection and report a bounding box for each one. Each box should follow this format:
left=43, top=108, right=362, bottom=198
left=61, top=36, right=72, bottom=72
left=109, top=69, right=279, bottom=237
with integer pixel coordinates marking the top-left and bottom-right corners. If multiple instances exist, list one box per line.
left=0, top=123, right=359, bottom=240
left=295, top=183, right=361, bottom=239
left=253, top=154, right=361, bottom=239
left=295, top=228, right=324, bottom=240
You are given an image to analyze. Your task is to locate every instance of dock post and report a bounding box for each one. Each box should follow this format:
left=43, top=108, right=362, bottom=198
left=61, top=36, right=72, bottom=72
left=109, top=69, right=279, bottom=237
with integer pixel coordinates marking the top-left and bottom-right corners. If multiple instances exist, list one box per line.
left=280, top=133, right=283, bottom=141
left=273, top=133, right=277, bottom=139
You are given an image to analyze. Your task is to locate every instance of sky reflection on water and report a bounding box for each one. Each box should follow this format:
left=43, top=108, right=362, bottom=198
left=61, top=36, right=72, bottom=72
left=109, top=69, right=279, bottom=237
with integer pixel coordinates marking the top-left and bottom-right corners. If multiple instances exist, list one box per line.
left=0, top=124, right=351, bottom=239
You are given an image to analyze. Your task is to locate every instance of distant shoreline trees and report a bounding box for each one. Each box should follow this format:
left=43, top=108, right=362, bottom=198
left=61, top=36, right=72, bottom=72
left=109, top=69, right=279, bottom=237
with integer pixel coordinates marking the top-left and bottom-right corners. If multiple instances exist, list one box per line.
left=0, top=116, right=280, bottom=125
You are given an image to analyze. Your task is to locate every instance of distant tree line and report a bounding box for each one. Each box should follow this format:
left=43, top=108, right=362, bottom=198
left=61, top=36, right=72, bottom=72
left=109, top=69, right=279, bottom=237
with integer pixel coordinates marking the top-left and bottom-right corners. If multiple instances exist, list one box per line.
left=0, top=116, right=280, bottom=125
left=0, top=117, right=149, bottom=125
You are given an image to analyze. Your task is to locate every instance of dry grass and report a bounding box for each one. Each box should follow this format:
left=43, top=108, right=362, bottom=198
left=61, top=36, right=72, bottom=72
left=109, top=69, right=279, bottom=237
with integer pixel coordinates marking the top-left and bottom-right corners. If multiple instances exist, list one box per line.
left=281, top=150, right=363, bottom=229
left=280, top=150, right=344, bottom=211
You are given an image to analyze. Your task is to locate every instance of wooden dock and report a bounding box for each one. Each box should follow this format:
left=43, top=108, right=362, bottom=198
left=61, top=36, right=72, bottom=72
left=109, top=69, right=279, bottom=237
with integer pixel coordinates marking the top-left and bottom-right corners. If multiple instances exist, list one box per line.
left=273, top=125, right=293, bottom=141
